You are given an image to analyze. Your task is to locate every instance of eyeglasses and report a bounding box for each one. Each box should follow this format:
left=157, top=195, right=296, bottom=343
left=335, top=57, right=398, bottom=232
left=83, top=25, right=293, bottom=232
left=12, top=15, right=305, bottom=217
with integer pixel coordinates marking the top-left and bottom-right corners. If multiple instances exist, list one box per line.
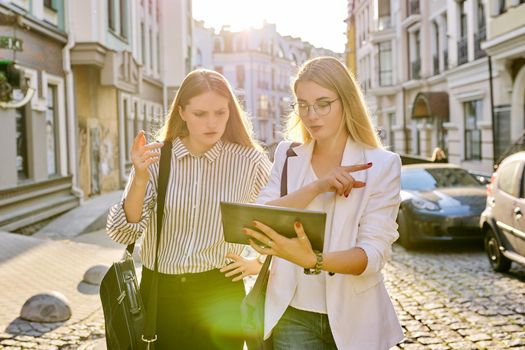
left=290, top=98, right=339, bottom=118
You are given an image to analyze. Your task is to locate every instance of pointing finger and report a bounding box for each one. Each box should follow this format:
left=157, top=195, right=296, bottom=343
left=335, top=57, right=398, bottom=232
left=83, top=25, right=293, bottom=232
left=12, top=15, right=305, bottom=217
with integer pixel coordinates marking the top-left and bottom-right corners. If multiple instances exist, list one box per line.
left=342, top=162, right=372, bottom=173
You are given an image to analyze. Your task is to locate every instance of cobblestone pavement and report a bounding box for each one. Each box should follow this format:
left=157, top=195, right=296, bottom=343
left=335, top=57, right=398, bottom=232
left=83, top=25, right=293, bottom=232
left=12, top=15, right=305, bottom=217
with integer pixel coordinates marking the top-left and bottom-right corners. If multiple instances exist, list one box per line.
left=389, top=242, right=525, bottom=350
left=2, top=241, right=525, bottom=349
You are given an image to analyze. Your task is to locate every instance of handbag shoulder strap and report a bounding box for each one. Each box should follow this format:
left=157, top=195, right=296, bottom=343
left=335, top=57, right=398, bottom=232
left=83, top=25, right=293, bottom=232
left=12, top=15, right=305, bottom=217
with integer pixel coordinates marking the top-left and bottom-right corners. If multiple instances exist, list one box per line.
left=124, top=141, right=173, bottom=255
left=142, top=139, right=172, bottom=344
left=260, top=142, right=301, bottom=274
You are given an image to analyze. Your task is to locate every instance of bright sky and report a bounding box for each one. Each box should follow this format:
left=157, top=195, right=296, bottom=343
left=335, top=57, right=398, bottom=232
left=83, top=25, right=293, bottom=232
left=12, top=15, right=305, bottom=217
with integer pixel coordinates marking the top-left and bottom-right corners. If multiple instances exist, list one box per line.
left=192, top=0, right=348, bottom=53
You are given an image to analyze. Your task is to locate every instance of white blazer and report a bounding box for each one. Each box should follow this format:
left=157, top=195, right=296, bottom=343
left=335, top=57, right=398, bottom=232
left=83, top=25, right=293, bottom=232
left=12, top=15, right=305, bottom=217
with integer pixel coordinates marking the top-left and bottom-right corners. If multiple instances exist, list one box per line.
left=257, top=139, right=404, bottom=350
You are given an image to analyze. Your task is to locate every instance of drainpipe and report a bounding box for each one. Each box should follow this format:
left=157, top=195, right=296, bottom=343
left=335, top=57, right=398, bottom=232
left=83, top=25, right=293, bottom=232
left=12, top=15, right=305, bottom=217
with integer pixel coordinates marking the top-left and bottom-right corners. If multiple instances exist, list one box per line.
left=488, top=56, right=497, bottom=169
left=62, top=1, right=84, bottom=202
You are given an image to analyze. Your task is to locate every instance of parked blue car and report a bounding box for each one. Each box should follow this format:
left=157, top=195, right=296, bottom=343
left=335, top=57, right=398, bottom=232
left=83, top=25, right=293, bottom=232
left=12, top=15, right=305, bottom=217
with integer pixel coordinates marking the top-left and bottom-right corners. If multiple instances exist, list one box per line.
left=398, top=164, right=487, bottom=248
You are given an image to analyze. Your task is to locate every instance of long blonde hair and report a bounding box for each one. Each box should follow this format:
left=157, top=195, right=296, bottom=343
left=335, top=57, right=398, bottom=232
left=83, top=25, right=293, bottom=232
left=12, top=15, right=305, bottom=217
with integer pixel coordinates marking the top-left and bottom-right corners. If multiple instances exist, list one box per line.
left=286, top=56, right=382, bottom=149
left=159, top=69, right=260, bottom=150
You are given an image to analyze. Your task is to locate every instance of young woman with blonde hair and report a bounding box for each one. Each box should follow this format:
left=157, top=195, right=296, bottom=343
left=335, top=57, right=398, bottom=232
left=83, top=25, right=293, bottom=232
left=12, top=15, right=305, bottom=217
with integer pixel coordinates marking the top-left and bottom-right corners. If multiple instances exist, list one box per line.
left=245, top=56, right=404, bottom=349
left=107, top=69, right=271, bottom=349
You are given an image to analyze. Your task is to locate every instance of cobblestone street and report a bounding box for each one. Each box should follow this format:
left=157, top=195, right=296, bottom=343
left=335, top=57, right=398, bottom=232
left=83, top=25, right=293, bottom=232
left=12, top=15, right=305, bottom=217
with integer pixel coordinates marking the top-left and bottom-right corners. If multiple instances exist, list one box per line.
left=2, top=241, right=525, bottom=349
left=389, top=243, right=525, bottom=350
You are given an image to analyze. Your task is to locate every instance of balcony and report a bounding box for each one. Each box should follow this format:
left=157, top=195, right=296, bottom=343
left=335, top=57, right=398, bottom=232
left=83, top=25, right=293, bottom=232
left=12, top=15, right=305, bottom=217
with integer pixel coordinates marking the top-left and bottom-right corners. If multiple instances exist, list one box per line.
left=433, top=54, right=439, bottom=75
left=411, top=58, right=421, bottom=80
left=457, top=37, right=468, bottom=65
left=474, top=27, right=486, bottom=59
left=408, top=0, right=420, bottom=16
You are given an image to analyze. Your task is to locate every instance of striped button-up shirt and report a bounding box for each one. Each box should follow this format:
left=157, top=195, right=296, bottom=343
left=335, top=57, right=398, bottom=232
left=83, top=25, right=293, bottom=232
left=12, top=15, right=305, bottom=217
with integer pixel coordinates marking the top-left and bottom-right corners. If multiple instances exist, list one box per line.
left=106, top=138, right=272, bottom=274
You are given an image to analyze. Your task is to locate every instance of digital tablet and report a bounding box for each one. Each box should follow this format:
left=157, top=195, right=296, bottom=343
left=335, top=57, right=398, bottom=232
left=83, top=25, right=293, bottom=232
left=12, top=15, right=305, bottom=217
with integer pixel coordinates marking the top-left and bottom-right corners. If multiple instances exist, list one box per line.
left=220, top=202, right=326, bottom=252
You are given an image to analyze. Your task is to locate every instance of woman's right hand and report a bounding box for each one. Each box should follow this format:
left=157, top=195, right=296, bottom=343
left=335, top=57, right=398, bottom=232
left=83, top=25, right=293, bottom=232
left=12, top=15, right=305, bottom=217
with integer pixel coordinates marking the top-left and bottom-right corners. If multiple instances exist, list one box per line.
left=131, top=130, right=164, bottom=182
left=314, top=163, right=372, bottom=197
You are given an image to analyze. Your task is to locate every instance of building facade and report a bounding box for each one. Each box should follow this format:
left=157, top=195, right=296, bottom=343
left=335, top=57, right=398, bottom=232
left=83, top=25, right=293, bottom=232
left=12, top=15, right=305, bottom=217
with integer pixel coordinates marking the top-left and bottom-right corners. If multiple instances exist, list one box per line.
left=482, top=0, right=525, bottom=161
left=0, top=0, right=191, bottom=232
left=70, top=0, right=192, bottom=197
left=0, top=0, right=80, bottom=232
left=350, top=0, right=501, bottom=173
left=193, top=21, right=342, bottom=146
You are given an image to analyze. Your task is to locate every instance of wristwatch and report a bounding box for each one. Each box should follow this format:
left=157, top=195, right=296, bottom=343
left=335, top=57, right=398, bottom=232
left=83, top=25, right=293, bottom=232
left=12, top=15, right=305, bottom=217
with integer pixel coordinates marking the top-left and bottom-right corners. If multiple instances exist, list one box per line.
left=257, top=254, right=267, bottom=265
left=304, top=250, right=323, bottom=275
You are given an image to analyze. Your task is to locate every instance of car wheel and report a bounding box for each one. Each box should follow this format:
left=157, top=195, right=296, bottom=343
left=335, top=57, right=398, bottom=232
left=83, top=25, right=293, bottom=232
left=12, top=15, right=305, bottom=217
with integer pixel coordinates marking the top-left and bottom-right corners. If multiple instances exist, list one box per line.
left=484, top=228, right=511, bottom=272
left=397, top=209, right=415, bottom=249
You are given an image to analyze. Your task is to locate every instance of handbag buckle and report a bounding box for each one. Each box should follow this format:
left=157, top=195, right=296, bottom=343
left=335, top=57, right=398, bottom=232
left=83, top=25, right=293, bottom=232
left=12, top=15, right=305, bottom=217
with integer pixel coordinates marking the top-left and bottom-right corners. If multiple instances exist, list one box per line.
left=142, top=334, right=157, bottom=343
left=117, top=291, right=125, bottom=304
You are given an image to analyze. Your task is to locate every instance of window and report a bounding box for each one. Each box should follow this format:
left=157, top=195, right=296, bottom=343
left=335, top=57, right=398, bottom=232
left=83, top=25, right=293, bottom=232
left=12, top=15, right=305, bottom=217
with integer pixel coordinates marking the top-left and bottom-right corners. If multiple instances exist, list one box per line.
left=497, top=161, right=520, bottom=196
left=378, top=0, right=391, bottom=29
left=460, top=2, right=467, bottom=39
left=258, top=95, right=269, bottom=119
left=141, top=22, right=146, bottom=65
left=143, top=103, right=149, bottom=134
left=378, top=41, right=393, bottom=86
left=464, top=100, right=482, bottom=161
left=157, top=33, right=161, bottom=73
left=474, top=0, right=486, bottom=59
left=44, top=0, right=57, bottom=11
left=195, top=49, right=203, bottom=68
left=124, top=99, right=132, bottom=163
left=411, top=30, right=421, bottom=79
left=214, top=38, right=222, bottom=52
left=494, top=105, right=511, bottom=161
left=15, top=108, right=28, bottom=180
left=388, top=112, right=395, bottom=151
left=119, top=0, right=127, bottom=39
left=108, top=0, right=128, bottom=38
left=46, top=85, right=58, bottom=176
left=401, top=168, right=481, bottom=191
left=236, top=65, right=245, bottom=89
left=108, top=0, right=115, bottom=31
left=432, top=21, right=440, bottom=74
left=498, top=0, right=506, bottom=14
left=477, top=0, right=486, bottom=30
left=149, top=28, right=153, bottom=70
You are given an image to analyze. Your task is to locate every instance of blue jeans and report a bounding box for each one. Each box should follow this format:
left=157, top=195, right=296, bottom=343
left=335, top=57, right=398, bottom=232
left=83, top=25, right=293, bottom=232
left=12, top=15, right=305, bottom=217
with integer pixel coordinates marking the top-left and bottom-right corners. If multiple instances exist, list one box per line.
left=272, top=306, right=337, bottom=350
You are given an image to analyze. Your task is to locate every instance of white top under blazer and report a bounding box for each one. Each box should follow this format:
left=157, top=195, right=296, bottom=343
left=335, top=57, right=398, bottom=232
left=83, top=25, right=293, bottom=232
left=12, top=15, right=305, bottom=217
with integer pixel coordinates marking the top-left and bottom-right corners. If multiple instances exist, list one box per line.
left=256, top=138, right=405, bottom=350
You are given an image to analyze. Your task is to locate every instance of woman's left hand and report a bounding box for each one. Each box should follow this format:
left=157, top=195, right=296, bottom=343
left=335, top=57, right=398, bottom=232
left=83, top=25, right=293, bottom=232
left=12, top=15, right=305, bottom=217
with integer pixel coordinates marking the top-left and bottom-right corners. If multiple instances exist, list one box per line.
left=220, top=252, right=262, bottom=282
left=245, top=221, right=317, bottom=269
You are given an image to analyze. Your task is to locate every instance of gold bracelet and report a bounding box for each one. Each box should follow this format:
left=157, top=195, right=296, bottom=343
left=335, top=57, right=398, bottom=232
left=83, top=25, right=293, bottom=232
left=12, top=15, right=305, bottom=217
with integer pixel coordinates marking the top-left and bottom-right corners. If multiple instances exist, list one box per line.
left=303, top=250, right=323, bottom=275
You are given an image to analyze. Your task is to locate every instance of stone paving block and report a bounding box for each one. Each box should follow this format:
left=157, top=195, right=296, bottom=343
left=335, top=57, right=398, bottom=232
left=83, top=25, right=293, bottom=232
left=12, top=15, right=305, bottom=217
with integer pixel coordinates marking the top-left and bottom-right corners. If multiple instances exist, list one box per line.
left=0, top=232, right=122, bottom=329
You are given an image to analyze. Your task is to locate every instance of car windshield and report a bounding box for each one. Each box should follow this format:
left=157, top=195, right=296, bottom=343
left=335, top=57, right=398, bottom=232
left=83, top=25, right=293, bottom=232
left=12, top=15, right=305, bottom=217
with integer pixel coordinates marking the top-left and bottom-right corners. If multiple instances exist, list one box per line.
left=401, top=167, right=482, bottom=191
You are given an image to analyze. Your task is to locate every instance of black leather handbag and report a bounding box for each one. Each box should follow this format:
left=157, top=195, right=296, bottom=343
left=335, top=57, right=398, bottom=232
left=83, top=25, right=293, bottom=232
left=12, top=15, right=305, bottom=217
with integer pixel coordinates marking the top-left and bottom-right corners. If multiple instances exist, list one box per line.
left=241, top=143, right=299, bottom=350
left=100, top=140, right=172, bottom=350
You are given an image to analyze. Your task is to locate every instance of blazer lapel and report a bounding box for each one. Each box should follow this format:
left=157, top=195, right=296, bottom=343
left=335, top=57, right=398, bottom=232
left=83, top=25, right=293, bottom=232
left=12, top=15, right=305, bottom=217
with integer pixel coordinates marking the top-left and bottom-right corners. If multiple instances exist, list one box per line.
left=286, top=142, right=314, bottom=194
left=328, top=138, right=368, bottom=250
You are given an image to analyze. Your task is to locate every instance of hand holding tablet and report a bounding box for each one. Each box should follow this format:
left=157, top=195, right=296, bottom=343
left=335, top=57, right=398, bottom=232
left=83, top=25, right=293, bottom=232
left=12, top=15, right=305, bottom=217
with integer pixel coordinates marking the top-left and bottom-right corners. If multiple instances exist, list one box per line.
left=220, top=202, right=327, bottom=252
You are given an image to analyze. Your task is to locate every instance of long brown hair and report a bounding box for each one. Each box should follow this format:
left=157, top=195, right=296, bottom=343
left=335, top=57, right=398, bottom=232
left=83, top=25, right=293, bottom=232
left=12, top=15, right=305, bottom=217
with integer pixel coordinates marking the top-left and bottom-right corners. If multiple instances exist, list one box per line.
left=159, top=69, right=260, bottom=149
left=286, top=56, right=382, bottom=149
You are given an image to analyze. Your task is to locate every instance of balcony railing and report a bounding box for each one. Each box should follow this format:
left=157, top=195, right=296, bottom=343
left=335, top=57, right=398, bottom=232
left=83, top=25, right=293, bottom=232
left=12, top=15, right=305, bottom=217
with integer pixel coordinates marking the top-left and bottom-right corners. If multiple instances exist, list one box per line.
left=474, top=26, right=486, bottom=59
left=433, top=54, right=439, bottom=75
left=411, top=58, right=421, bottom=80
left=457, top=37, right=468, bottom=65
left=408, top=0, right=420, bottom=16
